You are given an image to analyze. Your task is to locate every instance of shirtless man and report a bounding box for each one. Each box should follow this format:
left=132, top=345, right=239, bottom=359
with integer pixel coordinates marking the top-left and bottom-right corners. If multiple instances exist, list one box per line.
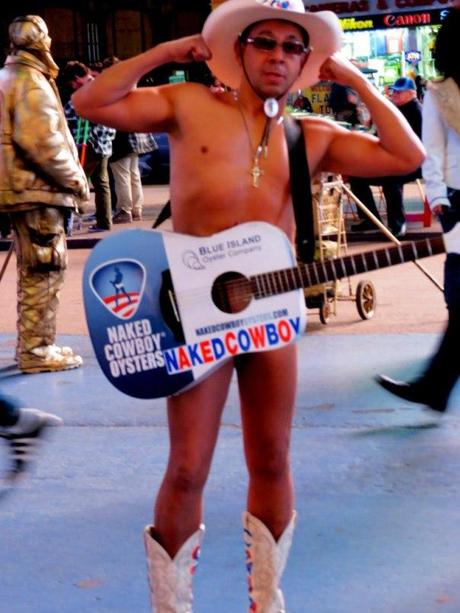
left=73, top=1, right=424, bottom=610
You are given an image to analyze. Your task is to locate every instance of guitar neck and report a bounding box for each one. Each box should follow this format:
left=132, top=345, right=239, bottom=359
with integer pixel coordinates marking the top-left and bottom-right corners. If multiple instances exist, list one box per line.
left=250, top=236, right=445, bottom=298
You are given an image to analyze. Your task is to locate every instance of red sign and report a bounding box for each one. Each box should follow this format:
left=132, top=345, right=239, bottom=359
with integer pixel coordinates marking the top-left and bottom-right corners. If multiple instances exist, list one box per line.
left=383, top=11, right=431, bottom=25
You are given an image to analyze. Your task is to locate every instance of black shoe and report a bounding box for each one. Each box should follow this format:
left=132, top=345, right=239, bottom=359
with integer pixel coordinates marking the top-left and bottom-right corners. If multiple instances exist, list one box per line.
left=390, top=223, right=407, bottom=239
left=113, top=210, right=133, bottom=224
left=350, top=219, right=379, bottom=233
left=376, top=375, right=447, bottom=413
left=0, top=408, right=63, bottom=481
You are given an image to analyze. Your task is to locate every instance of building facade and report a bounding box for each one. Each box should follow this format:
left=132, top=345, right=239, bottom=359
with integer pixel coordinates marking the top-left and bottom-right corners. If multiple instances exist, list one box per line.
left=1, top=0, right=455, bottom=107
left=0, top=1, right=211, bottom=84
left=308, top=0, right=454, bottom=86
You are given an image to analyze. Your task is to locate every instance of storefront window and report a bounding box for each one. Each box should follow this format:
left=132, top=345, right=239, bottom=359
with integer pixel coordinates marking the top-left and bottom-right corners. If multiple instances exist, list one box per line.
left=342, top=25, right=440, bottom=92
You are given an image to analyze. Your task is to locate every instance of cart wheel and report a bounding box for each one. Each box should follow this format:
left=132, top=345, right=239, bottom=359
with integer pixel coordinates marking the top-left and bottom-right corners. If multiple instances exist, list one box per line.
left=319, top=296, right=331, bottom=325
left=356, top=280, right=376, bottom=320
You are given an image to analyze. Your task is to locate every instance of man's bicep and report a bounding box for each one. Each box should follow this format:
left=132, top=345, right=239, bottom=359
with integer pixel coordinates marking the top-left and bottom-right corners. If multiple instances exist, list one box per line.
left=111, top=88, right=176, bottom=132
left=74, top=87, right=175, bottom=133
left=320, top=131, right=396, bottom=177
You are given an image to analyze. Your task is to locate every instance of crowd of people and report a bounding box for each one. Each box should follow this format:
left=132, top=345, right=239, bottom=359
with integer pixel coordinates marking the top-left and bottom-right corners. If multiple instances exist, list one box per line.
left=58, top=58, right=159, bottom=232
left=0, top=1, right=459, bottom=611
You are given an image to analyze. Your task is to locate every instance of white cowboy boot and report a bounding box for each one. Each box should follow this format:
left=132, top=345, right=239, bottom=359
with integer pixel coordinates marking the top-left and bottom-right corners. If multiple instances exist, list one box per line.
left=143, top=524, right=205, bottom=612
left=243, top=511, right=296, bottom=612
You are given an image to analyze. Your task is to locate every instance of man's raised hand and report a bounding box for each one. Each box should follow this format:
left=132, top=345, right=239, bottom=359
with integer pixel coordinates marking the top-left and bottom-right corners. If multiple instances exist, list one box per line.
left=319, top=53, right=365, bottom=89
left=164, top=35, right=212, bottom=65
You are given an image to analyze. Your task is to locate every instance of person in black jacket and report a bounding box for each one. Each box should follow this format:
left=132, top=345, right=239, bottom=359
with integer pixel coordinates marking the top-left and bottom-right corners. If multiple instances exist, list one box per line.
left=349, top=77, right=423, bottom=238
left=377, top=8, right=460, bottom=413
left=328, top=82, right=360, bottom=125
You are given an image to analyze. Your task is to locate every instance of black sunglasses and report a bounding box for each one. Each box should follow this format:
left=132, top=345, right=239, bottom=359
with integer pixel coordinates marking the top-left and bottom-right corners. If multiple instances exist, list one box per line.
left=244, top=36, right=309, bottom=57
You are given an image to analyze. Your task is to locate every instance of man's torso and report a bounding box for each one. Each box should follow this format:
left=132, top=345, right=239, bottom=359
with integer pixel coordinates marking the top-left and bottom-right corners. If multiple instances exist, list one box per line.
left=164, top=84, right=331, bottom=240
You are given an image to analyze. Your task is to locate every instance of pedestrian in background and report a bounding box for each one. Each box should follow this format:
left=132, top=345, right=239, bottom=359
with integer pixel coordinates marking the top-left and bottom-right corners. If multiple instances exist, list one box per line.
left=348, top=76, right=423, bottom=238
left=111, top=130, right=158, bottom=223
left=415, top=74, right=426, bottom=101
left=102, top=56, right=158, bottom=224
left=61, top=61, right=116, bottom=232
left=378, top=7, right=460, bottom=412
left=0, top=15, right=88, bottom=373
left=328, top=81, right=361, bottom=125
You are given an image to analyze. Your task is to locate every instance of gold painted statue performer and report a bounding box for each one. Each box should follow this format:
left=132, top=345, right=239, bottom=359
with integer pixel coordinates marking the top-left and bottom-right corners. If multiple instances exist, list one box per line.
left=0, top=16, right=89, bottom=373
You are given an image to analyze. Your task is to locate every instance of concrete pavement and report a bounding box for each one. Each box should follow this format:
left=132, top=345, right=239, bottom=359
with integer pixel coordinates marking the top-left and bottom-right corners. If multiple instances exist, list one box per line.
left=1, top=185, right=460, bottom=613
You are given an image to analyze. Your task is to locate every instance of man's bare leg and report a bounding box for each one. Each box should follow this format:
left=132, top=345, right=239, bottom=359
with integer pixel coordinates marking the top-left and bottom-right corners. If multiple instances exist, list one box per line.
left=154, top=360, right=234, bottom=557
left=237, top=345, right=297, bottom=539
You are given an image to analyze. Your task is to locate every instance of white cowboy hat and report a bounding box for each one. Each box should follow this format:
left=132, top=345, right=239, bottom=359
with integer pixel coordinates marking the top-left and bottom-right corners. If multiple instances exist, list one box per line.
left=202, top=0, right=342, bottom=91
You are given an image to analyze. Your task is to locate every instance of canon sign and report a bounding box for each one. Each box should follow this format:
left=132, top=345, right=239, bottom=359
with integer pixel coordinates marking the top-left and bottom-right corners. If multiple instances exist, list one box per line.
left=383, top=11, right=431, bottom=23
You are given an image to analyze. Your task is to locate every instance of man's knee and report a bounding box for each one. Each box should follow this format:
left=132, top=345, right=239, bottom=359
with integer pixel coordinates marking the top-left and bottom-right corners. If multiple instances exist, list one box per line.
left=166, top=461, right=209, bottom=495
left=248, top=446, right=290, bottom=483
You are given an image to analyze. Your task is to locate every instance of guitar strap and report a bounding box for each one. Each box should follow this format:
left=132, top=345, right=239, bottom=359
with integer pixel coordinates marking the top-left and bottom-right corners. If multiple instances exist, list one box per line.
left=153, top=118, right=315, bottom=264
left=283, top=116, right=315, bottom=263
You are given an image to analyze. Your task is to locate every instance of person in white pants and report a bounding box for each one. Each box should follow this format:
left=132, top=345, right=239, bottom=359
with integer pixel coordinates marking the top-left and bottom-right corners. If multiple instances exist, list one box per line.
left=111, top=131, right=158, bottom=223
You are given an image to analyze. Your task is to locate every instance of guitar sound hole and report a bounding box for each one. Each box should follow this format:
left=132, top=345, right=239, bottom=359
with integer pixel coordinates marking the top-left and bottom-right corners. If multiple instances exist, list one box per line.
left=211, top=272, right=253, bottom=314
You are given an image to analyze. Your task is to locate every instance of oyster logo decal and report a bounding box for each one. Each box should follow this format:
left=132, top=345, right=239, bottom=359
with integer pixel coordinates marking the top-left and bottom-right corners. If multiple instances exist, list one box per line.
left=90, top=259, right=146, bottom=320
left=182, top=250, right=205, bottom=270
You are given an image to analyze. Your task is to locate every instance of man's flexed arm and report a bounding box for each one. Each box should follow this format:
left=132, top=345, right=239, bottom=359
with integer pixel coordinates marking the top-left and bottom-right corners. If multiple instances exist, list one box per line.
left=318, top=54, right=425, bottom=177
left=72, top=35, right=211, bottom=133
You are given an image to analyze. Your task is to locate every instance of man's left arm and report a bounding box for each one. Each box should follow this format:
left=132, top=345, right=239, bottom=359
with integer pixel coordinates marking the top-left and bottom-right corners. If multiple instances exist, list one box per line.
left=318, top=54, right=425, bottom=177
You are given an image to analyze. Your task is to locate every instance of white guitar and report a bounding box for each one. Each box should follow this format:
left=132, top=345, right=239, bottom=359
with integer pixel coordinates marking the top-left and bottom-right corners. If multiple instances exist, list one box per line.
left=83, top=222, right=444, bottom=399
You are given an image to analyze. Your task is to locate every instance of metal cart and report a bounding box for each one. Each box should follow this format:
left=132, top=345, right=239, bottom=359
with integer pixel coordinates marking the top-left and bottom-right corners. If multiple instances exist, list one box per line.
left=304, top=173, right=376, bottom=324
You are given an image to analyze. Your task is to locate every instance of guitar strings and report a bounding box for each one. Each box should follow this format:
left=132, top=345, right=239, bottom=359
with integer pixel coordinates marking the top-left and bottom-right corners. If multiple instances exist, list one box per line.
left=160, top=239, right=440, bottom=311
left=173, top=265, right=308, bottom=306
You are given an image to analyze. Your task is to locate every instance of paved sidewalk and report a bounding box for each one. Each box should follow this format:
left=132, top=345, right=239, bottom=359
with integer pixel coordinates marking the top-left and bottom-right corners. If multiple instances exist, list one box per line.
left=0, top=182, right=443, bottom=253
left=63, top=180, right=445, bottom=245
left=1, top=331, right=460, bottom=613
left=1, top=183, right=459, bottom=613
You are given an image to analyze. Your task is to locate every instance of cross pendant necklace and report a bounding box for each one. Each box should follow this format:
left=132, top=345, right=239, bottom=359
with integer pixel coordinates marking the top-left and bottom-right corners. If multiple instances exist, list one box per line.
left=237, top=98, right=272, bottom=189
left=250, top=159, right=264, bottom=188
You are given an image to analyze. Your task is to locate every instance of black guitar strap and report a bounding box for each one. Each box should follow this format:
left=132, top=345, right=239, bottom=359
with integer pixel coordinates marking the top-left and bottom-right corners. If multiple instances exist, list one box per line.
left=283, top=116, right=315, bottom=263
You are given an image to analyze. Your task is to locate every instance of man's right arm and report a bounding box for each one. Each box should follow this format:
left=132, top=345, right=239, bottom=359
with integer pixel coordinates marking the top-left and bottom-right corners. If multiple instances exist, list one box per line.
left=72, top=35, right=211, bottom=134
